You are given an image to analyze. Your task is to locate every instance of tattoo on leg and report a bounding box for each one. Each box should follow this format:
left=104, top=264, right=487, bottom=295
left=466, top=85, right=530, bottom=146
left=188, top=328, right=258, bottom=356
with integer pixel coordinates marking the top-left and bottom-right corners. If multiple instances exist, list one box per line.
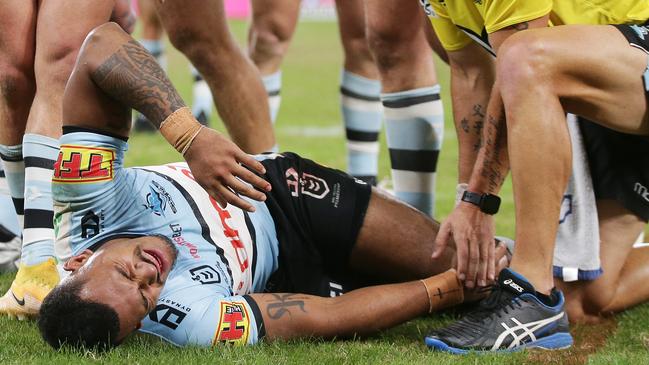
left=91, top=40, right=185, bottom=126
left=266, top=294, right=307, bottom=320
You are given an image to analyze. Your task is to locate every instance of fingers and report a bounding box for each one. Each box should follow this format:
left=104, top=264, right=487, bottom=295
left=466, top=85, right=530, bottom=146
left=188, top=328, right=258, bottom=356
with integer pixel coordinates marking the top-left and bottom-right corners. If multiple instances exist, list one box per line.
left=214, top=184, right=255, bottom=212
left=466, top=236, right=479, bottom=288
left=487, top=238, right=496, bottom=282
left=233, top=163, right=271, bottom=193
left=433, top=223, right=451, bottom=259
left=454, top=234, right=468, bottom=283
left=225, top=175, right=267, bottom=202
left=237, top=153, right=269, bottom=183
left=477, top=238, right=489, bottom=287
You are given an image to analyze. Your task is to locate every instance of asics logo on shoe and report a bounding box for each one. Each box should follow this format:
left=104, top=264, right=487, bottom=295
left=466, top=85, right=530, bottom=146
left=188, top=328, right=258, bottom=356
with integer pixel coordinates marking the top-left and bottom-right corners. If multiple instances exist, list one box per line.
left=493, top=312, right=565, bottom=350
left=503, top=279, right=524, bottom=293
left=11, top=291, right=25, bottom=306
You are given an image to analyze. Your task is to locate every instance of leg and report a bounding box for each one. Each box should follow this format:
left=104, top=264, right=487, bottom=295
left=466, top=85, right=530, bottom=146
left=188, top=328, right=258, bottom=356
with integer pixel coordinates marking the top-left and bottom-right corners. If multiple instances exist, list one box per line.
left=133, top=0, right=167, bottom=132
left=248, top=0, right=301, bottom=127
left=498, top=25, right=649, bottom=292
left=0, top=0, right=37, bottom=229
left=157, top=0, right=276, bottom=153
left=0, top=0, right=118, bottom=319
left=366, top=0, right=444, bottom=216
left=336, top=0, right=382, bottom=186
left=558, top=200, right=648, bottom=323
left=349, top=188, right=454, bottom=282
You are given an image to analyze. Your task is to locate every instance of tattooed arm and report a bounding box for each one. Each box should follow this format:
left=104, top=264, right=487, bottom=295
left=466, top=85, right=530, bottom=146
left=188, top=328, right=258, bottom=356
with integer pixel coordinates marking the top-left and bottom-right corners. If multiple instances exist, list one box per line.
left=446, top=42, right=496, bottom=183
left=62, top=23, right=270, bottom=211
left=248, top=271, right=465, bottom=340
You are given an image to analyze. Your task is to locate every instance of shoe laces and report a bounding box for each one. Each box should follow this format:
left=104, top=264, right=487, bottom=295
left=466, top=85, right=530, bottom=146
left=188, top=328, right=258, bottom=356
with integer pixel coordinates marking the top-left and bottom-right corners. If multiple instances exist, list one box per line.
left=436, top=285, right=524, bottom=339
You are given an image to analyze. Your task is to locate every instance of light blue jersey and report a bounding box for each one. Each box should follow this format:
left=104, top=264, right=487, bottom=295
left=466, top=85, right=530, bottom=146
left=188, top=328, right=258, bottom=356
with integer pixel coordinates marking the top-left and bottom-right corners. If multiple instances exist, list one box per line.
left=52, top=130, right=279, bottom=346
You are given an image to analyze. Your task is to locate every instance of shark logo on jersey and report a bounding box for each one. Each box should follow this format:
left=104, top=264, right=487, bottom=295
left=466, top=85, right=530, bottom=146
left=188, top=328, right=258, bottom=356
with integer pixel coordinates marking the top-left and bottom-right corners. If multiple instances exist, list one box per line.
left=144, top=181, right=176, bottom=216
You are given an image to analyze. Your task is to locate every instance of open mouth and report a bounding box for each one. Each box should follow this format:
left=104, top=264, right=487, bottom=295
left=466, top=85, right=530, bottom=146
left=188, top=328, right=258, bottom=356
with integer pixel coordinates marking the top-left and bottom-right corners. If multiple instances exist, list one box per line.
left=143, top=249, right=167, bottom=276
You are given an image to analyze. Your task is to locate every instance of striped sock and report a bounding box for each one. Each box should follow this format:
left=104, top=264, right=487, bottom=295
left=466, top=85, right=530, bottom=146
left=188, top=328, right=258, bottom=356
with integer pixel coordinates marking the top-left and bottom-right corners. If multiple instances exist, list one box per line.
left=190, top=65, right=213, bottom=126
left=340, top=71, right=382, bottom=186
left=21, top=134, right=59, bottom=265
left=0, top=144, right=25, bottom=228
left=262, top=71, right=282, bottom=125
left=0, top=161, right=21, bottom=236
left=382, top=85, right=444, bottom=216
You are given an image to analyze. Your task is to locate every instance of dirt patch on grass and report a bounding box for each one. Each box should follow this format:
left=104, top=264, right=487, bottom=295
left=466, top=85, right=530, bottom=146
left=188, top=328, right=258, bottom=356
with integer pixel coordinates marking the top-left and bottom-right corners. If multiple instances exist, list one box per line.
left=524, top=316, right=618, bottom=365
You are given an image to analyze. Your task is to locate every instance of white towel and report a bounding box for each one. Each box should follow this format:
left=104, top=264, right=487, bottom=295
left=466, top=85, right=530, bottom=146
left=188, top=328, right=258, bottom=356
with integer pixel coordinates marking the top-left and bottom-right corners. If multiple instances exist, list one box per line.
left=553, top=115, right=602, bottom=282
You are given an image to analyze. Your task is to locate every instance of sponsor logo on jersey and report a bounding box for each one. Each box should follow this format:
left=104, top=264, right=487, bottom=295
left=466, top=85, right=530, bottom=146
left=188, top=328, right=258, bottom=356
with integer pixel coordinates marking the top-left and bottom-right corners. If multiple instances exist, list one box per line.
left=144, top=181, right=176, bottom=216
left=213, top=301, right=251, bottom=345
left=169, top=224, right=200, bottom=259
left=80, top=210, right=104, bottom=239
left=53, top=145, right=114, bottom=184
left=189, top=265, right=222, bottom=285
left=634, top=182, right=649, bottom=203
left=285, top=167, right=330, bottom=199
left=631, top=25, right=649, bottom=40
left=149, top=303, right=188, bottom=330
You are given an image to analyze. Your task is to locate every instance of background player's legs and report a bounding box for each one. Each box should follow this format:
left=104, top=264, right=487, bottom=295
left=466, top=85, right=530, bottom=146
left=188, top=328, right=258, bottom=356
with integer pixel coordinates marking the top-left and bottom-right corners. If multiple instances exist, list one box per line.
left=157, top=0, right=275, bottom=153
left=133, top=0, right=166, bottom=132
left=497, top=25, right=649, bottom=293
left=0, top=0, right=119, bottom=318
left=248, top=0, right=301, bottom=129
left=336, top=0, right=382, bottom=186
left=365, top=0, right=443, bottom=217
left=0, top=161, right=21, bottom=273
left=0, top=0, right=37, bottom=231
left=349, top=188, right=455, bottom=282
left=558, top=200, right=649, bottom=323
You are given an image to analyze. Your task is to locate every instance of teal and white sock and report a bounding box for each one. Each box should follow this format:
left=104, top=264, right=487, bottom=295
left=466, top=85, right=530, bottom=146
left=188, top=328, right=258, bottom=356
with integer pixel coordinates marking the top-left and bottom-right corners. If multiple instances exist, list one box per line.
left=262, top=71, right=282, bottom=125
left=382, top=85, right=444, bottom=217
left=340, top=70, right=382, bottom=185
left=190, top=65, right=213, bottom=126
left=0, top=144, right=24, bottom=228
left=21, top=134, right=59, bottom=265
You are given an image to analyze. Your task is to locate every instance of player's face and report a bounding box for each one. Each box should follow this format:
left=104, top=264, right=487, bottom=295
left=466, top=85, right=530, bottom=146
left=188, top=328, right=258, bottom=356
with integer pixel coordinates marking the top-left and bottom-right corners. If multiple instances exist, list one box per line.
left=69, top=236, right=178, bottom=340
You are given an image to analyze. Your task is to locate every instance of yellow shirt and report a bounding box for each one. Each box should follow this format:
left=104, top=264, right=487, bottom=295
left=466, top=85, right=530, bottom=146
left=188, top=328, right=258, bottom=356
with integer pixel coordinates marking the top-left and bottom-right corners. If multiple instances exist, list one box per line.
left=422, top=0, right=649, bottom=54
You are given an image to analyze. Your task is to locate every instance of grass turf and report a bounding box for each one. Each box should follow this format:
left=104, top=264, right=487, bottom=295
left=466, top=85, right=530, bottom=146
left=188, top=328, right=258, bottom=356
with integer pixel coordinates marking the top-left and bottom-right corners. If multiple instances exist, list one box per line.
left=1, top=20, right=649, bottom=364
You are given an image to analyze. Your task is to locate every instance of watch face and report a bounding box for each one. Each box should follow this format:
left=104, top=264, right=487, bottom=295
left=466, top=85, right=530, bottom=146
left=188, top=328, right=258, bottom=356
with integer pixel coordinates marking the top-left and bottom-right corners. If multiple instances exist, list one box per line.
left=482, top=195, right=501, bottom=215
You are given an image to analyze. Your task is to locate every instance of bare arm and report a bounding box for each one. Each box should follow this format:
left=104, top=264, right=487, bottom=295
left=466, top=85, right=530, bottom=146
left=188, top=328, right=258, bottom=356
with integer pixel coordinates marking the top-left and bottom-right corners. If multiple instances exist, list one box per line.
left=447, top=43, right=495, bottom=183
left=250, top=271, right=463, bottom=340
left=63, top=23, right=271, bottom=211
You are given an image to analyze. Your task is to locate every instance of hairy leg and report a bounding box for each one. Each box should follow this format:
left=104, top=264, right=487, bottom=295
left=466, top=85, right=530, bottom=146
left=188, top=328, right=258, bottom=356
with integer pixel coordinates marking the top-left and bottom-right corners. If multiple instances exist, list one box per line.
left=557, top=200, right=648, bottom=323
left=156, top=0, right=276, bottom=153
left=498, top=25, right=649, bottom=292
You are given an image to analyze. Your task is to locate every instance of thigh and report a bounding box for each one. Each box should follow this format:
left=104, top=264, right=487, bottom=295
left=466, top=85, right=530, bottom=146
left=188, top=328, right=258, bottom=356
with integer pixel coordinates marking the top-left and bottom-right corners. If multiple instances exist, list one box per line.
left=365, top=0, right=426, bottom=44
left=511, top=25, right=649, bottom=135
left=156, top=0, right=232, bottom=47
left=335, top=0, right=378, bottom=77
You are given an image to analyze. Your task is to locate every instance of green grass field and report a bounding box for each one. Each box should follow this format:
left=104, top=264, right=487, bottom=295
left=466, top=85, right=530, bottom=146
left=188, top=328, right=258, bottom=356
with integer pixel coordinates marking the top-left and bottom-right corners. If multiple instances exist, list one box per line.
left=1, top=20, right=649, bottom=364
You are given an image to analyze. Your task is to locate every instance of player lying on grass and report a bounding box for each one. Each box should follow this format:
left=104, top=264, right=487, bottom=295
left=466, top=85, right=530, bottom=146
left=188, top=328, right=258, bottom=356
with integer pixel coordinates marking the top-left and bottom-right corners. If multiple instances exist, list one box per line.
left=35, top=23, right=511, bottom=350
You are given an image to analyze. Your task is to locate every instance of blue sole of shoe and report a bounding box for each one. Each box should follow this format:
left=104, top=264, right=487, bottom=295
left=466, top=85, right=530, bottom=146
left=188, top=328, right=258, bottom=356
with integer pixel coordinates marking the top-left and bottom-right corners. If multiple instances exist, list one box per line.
left=425, top=332, right=574, bottom=354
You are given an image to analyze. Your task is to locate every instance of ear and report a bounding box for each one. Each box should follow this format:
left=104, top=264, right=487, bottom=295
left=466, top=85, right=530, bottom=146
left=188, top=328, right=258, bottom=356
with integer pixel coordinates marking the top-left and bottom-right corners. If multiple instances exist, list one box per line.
left=63, top=249, right=94, bottom=272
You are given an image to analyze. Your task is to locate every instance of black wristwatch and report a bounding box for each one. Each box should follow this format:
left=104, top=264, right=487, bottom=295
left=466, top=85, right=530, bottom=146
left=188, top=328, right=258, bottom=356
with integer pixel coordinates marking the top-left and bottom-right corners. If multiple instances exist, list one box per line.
left=461, top=191, right=501, bottom=215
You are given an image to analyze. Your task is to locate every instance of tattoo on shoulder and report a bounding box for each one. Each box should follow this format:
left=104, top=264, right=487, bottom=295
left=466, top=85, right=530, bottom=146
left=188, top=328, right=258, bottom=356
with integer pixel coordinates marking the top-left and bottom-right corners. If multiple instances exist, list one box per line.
left=265, top=294, right=307, bottom=320
left=91, top=40, right=185, bottom=126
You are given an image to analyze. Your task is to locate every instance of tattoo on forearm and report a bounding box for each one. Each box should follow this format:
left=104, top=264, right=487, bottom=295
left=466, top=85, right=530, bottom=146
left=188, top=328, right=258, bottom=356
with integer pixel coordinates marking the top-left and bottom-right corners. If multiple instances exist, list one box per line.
left=480, top=114, right=508, bottom=192
left=266, top=294, right=307, bottom=320
left=91, top=40, right=185, bottom=126
left=460, top=118, right=470, bottom=133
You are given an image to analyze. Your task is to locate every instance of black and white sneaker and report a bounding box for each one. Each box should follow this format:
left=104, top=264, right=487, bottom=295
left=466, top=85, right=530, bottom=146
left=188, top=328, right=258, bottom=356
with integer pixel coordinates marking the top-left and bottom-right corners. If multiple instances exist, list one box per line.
left=425, top=268, right=573, bottom=354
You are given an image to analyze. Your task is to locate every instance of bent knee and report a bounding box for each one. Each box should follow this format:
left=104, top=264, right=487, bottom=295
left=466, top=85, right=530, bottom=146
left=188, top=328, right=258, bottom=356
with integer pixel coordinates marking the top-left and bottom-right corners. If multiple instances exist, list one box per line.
left=0, top=66, right=34, bottom=103
left=563, top=288, right=615, bottom=323
left=497, top=32, right=557, bottom=93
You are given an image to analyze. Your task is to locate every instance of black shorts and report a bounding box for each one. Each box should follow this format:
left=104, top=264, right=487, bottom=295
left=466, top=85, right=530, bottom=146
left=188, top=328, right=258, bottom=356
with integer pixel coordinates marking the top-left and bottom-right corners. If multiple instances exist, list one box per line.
left=614, top=22, right=649, bottom=94
left=578, top=118, right=649, bottom=221
left=259, top=152, right=372, bottom=297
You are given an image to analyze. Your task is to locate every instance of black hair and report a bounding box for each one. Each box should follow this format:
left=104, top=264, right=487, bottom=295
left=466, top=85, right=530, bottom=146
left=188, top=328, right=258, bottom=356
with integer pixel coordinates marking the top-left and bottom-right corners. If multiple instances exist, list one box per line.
left=38, top=279, right=121, bottom=351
